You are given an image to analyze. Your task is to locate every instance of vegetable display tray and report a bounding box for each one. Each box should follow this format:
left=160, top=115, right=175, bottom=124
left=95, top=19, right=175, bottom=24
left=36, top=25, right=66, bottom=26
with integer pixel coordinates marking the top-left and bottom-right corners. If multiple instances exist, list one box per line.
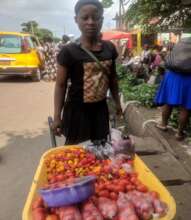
left=22, top=145, right=176, bottom=220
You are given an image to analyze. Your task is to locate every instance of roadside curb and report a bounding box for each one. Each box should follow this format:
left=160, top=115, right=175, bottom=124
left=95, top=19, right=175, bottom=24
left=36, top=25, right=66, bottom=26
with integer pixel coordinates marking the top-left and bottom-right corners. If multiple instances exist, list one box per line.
left=122, top=100, right=191, bottom=180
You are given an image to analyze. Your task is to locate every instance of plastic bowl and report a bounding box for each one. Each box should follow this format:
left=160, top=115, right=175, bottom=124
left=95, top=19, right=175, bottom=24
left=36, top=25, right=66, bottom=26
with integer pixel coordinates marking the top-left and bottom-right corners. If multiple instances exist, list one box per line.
left=39, top=176, right=96, bottom=207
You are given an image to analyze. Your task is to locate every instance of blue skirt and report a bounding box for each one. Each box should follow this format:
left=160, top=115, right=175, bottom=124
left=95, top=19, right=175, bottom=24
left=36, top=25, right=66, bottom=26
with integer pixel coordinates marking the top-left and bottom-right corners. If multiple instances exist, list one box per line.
left=155, top=70, right=191, bottom=110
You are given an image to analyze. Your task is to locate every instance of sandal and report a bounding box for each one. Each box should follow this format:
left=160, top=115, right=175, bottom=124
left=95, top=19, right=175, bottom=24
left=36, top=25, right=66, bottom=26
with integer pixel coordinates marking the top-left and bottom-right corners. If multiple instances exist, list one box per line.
left=156, top=123, right=168, bottom=131
left=175, top=132, right=186, bottom=141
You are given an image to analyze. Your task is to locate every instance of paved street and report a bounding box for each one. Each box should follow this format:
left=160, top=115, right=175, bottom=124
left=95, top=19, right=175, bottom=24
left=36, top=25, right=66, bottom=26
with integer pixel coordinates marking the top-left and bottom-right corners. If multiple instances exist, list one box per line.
left=0, top=76, right=56, bottom=220
left=1, top=75, right=191, bottom=220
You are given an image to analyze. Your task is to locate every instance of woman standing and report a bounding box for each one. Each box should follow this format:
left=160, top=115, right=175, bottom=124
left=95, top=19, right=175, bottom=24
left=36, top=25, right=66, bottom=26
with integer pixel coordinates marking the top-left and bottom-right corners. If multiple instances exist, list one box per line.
left=155, top=38, right=191, bottom=140
left=43, top=36, right=57, bottom=81
left=52, top=0, right=122, bottom=144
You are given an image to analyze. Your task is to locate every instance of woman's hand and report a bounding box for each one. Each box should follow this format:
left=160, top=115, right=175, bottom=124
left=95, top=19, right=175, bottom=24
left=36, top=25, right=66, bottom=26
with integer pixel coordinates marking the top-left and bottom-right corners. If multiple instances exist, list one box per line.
left=116, top=104, right=123, bottom=116
left=52, top=118, right=62, bottom=136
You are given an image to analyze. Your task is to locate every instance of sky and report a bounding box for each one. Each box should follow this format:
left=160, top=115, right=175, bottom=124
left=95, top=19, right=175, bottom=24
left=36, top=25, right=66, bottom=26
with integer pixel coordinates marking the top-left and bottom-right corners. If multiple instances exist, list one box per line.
left=0, top=0, right=119, bottom=38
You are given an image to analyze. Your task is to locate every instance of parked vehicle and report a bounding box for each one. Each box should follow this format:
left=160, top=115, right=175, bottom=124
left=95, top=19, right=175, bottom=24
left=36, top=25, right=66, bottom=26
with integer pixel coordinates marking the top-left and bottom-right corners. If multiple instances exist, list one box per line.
left=0, top=31, right=44, bottom=81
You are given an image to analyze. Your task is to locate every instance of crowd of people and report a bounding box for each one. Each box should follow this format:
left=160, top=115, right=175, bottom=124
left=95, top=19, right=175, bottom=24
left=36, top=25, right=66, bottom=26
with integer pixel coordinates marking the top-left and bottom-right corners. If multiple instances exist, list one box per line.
left=121, top=42, right=174, bottom=84
left=39, top=34, right=71, bottom=81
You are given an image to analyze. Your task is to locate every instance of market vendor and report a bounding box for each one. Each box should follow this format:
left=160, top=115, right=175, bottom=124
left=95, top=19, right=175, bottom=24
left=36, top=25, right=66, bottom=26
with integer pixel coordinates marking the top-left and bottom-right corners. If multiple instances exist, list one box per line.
left=52, top=0, right=122, bottom=144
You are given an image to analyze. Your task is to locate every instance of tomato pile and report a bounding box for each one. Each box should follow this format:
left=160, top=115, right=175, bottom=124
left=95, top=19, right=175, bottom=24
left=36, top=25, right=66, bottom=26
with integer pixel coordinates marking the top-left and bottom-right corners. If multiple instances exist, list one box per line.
left=32, top=147, right=168, bottom=220
left=45, top=147, right=148, bottom=196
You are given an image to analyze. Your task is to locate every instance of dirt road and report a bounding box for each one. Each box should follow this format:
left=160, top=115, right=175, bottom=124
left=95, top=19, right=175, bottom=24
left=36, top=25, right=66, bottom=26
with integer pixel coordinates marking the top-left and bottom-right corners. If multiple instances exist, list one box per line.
left=0, top=76, right=57, bottom=220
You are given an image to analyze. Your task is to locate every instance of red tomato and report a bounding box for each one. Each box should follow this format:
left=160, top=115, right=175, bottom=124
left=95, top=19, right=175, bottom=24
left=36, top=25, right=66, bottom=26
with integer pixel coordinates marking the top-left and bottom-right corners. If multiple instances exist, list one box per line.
left=103, top=181, right=110, bottom=188
left=130, top=176, right=137, bottom=184
left=49, top=179, right=57, bottom=184
left=32, top=207, right=46, bottom=220
left=126, top=184, right=135, bottom=192
left=119, top=179, right=129, bottom=186
left=46, top=214, right=59, bottom=220
left=103, top=165, right=111, bottom=173
left=137, top=184, right=148, bottom=193
left=98, top=190, right=110, bottom=198
left=113, top=179, right=119, bottom=184
left=118, top=183, right=126, bottom=192
left=110, top=192, right=118, bottom=200
left=91, top=196, right=99, bottom=205
left=50, top=208, right=57, bottom=214
left=32, top=197, right=44, bottom=210
left=127, top=160, right=134, bottom=165
left=113, top=185, right=125, bottom=193
left=56, top=174, right=65, bottom=182
left=98, top=183, right=105, bottom=191
left=150, top=191, right=159, bottom=199
left=106, top=184, right=115, bottom=192
left=80, top=158, right=88, bottom=165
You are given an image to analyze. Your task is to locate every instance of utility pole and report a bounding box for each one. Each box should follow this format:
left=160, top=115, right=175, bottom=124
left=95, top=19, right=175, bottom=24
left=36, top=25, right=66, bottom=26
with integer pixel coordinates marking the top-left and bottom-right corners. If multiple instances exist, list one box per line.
left=31, top=22, right=34, bottom=35
left=63, top=25, right=66, bottom=34
left=114, top=0, right=129, bottom=30
left=119, top=0, right=122, bottom=29
left=119, top=0, right=126, bottom=30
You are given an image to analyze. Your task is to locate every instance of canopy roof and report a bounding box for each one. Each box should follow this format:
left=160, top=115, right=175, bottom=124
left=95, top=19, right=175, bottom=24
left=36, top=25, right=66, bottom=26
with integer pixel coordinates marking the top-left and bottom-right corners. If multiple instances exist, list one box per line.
left=102, top=30, right=131, bottom=40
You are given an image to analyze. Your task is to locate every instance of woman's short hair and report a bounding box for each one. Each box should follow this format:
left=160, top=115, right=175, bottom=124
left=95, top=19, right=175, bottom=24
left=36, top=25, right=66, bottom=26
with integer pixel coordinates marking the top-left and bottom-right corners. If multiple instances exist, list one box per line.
left=74, top=0, right=103, bottom=15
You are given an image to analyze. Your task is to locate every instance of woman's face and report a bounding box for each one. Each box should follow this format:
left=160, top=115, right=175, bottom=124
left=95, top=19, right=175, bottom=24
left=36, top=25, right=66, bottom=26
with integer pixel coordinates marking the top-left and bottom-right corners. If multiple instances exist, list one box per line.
left=75, top=4, right=103, bottom=38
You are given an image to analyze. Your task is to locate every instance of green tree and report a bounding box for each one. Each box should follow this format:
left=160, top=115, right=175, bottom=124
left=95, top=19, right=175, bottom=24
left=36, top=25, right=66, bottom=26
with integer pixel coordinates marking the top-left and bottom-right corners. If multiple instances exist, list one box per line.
left=124, top=0, right=191, bottom=33
left=101, top=0, right=114, bottom=8
left=36, top=28, right=53, bottom=40
left=53, top=37, right=61, bottom=43
left=21, top=21, right=39, bottom=34
left=21, top=21, right=56, bottom=41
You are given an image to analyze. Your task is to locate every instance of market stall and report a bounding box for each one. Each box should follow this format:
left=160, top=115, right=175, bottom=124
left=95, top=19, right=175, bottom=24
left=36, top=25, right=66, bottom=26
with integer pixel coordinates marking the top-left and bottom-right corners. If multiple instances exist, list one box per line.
left=22, top=144, right=176, bottom=220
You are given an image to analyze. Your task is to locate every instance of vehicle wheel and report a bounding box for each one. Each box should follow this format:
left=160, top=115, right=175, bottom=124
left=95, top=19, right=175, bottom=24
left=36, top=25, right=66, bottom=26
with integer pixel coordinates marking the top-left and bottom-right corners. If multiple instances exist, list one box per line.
left=32, top=69, right=41, bottom=82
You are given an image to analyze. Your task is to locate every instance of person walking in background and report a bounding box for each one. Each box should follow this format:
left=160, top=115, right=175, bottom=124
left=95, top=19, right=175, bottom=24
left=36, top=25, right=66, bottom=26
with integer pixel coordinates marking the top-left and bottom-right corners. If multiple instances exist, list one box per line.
left=147, top=45, right=164, bottom=84
left=155, top=38, right=191, bottom=140
left=52, top=0, right=122, bottom=144
left=56, top=35, right=71, bottom=55
left=150, top=46, right=163, bottom=70
left=43, top=36, right=57, bottom=81
left=141, top=44, right=151, bottom=64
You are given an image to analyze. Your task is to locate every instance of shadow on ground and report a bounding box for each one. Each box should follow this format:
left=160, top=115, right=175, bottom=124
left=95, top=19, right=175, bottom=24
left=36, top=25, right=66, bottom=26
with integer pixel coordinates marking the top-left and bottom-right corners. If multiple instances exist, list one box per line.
left=0, top=127, right=61, bottom=220
left=0, top=75, right=34, bottom=83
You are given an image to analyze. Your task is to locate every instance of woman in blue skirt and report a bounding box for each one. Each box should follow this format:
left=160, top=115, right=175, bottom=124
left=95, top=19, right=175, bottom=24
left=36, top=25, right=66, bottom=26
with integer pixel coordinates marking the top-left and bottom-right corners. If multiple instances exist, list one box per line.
left=155, top=69, right=191, bottom=140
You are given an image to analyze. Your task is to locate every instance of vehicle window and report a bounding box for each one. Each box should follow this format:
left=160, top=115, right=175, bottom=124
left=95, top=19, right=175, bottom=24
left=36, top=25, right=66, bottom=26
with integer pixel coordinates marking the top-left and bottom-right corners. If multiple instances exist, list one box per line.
left=31, top=37, right=39, bottom=48
left=25, top=36, right=35, bottom=49
left=0, top=35, right=22, bottom=53
left=26, top=36, right=39, bottom=48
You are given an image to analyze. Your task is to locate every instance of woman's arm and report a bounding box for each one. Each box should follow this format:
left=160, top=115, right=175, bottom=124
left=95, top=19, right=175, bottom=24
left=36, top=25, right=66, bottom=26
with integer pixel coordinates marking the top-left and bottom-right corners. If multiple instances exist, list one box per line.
left=52, top=64, right=68, bottom=135
left=109, top=61, right=122, bottom=115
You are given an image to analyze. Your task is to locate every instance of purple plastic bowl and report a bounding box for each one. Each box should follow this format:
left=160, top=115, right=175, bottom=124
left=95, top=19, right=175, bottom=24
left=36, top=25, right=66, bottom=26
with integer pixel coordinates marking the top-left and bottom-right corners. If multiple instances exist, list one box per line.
left=39, top=175, right=96, bottom=207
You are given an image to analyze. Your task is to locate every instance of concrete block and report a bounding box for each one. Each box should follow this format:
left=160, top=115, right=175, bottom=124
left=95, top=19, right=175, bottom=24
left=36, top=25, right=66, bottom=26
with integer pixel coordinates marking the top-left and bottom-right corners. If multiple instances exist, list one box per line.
left=132, top=136, right=165, bottom=154
left=140, top=153, right=191, bottom=181
left=167, top=184, right=191, bottom=220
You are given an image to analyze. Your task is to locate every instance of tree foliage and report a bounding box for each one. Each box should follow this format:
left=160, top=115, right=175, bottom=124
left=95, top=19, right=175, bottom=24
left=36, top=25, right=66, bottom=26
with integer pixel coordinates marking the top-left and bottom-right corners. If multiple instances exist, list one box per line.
left=124, top=0, right=191, bottom=33
left=21, top=20, right=56, bottom=41
left=21, top=21, right=39, bottom=33
left=101, top=0, right=114, bottom=8
left=36, top=28, right=53, bottom=40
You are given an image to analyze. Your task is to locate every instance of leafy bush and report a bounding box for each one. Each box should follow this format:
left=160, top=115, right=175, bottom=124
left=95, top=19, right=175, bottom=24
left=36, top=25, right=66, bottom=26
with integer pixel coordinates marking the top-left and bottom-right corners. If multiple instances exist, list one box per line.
left=118, top=64, right=157, bottom=108
left=117, top=64, right=191, bottom=138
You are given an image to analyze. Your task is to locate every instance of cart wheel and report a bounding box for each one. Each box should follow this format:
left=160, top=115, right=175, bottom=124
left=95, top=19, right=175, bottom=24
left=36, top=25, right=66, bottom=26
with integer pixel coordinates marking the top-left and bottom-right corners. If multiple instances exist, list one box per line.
left=48, top=116, right=57, bottom=147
